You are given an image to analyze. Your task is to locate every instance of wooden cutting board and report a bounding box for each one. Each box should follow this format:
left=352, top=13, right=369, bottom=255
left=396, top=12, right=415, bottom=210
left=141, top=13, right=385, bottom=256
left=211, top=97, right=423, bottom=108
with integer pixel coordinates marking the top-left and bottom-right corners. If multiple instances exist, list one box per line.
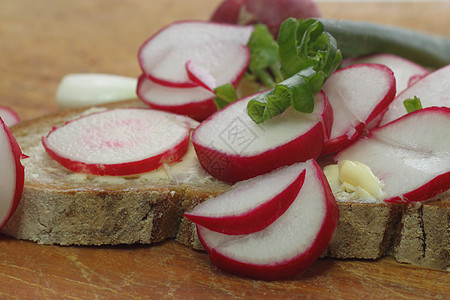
left=1, top=0, right=449, bottom=298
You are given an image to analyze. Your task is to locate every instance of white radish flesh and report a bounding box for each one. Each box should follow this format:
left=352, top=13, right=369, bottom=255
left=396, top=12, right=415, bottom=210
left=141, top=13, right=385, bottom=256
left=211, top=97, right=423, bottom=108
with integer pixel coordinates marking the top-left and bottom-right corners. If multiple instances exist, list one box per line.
left=56, top=73, right=138, bottom=108
left=336, top=107, right=450, bottom=203
left=197, top=160, right=338, bottom=281
left=0, top=118, right=25, bottom=228
left=138, top=21, right=253, bottom=87
left=136, top=75, right=217, bottom=121
left=185, top=60, right=217, bottom=91
left=192, top=91, right=332, bottom=183
left=380, top=64, right=450, bottom=126
left=0, top=106, right=20, bottom=127
left=42, top=108, right=194, bottom=176
left=184, top=164, right=306, bottom=235
left=342, top=53, right=429, bottom=95
left=321, top=63, right=396, bottom=155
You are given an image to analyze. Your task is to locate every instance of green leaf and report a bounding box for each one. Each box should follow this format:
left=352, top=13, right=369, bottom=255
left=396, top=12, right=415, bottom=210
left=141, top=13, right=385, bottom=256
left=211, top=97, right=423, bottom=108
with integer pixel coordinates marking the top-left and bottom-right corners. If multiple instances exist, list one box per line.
left=246, top=24, right=282, bottom=87
left=247, top=67, right=325, bottom=123
left=246, top=18, right=342, bottom=123
left=403, top=96, right=422, bottom=113
left=213, top=83, right=238, bottom=109
left=277, top=18, right=304, bottom=78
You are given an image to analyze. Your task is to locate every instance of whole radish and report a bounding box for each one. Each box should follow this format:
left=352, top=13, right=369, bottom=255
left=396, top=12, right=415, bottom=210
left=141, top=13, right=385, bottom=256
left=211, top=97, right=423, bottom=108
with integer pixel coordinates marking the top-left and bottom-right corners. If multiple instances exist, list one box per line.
left=211, top=0, right=322, bottom=36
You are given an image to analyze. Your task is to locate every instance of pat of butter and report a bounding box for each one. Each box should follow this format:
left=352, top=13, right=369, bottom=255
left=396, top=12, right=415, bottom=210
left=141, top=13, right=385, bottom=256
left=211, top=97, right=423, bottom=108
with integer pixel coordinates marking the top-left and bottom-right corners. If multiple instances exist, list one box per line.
left=324, top=160, right=385, bottom=202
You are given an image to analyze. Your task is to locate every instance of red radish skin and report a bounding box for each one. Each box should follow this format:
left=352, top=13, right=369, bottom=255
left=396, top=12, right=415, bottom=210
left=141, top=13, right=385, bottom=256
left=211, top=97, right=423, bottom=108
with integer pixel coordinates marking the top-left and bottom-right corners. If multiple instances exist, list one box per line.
left=196, top=160, right=339, bottom=281
left=380, top=64, right=450, bottom=126
left=384, top=172, right=450, bottom=204
left=321, top=63, right=396, bottom=155
left=42, top=108, right=193, bottom=176
left=211, top=0, right=322, bottom=37
left=184, top=167, right=306, bottom=235
left=0, top=118, right=25, bottom=228
left=0, top=106, right=20, bottom=127
left=186, top=60, right=218, bottom=92
left=137, top=75, right=217, bottom=121
left=335, top=107, right=450, bottom=204
left=138, top=20, right=253, bottom=88
left=192, top=91, right=332, bottom=183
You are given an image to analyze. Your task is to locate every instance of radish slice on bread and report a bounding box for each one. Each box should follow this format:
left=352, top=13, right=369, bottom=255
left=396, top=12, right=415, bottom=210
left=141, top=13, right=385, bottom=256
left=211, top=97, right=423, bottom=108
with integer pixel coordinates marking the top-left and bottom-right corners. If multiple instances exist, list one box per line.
left=192, top=91, right=333, bottom=183
left=137, top=75, right=217, bottom=121
left=0, top=106, right=20, bottom=127
left=342, top=53, right=429, bottom=95
left=184, top=164, right=306, bottom=235
left=138, top=21, right=253, bottom=88
left=42, top=108, right=195, bottom=176
left=0, top=118, right=25, bottom=228
left=336, top=107, right=450, bottom=203
left=380, top=64, right=450, bottom=126
left=196, top=160, right=338, bottom=281
left=321, top=63, right=396, bottom=155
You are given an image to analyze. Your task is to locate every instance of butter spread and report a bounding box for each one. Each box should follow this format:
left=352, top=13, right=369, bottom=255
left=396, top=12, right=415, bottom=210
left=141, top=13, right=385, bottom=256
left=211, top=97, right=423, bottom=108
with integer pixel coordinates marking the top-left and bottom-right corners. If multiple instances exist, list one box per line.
left=22, top=138, right=214, bottom=189
left=324, top=160, right=386, bottom=203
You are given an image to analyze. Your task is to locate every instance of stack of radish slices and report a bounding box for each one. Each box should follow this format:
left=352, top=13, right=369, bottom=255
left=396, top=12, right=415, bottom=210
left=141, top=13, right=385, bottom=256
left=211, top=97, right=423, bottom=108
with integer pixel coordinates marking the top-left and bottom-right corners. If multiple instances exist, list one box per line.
left=137, top=21, right=254, bottom=121
left=185, top=160, right=339, bottom=281
left=192, top=63, right=397, bottom=182
left=186, top=59, right=449, bottom=279
left=0, top=117, right=24, bottom=229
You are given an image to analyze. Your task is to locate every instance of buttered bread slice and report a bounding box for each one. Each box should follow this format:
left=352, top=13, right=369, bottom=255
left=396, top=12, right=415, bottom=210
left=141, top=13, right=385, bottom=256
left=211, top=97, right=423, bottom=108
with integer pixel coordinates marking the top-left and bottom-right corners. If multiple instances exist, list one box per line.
left=1, top=100, right=448, bottom=270
left=1, top=99, right=230, bottom=245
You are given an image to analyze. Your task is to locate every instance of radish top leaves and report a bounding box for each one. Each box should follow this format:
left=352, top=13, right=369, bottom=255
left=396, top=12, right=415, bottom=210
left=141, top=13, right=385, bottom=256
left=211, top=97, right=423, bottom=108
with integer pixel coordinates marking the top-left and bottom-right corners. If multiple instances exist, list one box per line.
left=246, top=24, right=283, bottom=88
left=213, top=83, right=238, bottom=110
left=246, top=18, right=342, bottom=124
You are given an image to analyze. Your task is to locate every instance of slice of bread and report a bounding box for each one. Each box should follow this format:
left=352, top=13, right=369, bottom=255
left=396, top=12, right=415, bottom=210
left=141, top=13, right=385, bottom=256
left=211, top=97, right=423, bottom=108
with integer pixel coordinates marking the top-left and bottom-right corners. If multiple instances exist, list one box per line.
left=1, top=100, right=230, bottom=245
left=1, top=100, right=448, bottom=270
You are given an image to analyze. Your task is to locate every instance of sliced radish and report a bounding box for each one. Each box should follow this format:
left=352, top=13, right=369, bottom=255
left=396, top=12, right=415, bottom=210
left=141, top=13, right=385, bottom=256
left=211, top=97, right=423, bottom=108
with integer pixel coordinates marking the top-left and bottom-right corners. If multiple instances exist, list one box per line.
left=185, top=60, right=217, bottom=91
left=321, top=63, right=396, bottom=155
left=343, top=53, right=429, bottom=95
left=56, top=73, right=138, bottom=108
left=380, top=64, right=450, bottom=126
left=0, top=118, right=25, bottom=228
left=184, top=164, right=306, bottom=235
left=0, top=106, right=20, bottom=127
left=197, top=160, right=338, bottom=281
left=138, top=21, right=253, bottom=88
left=42, top=108, right=194, bottom=176
left=335, top=107, right=450, bottom=203
left=192, top=91, right=332, bottom=183
left=136, top=75, right=217, bottom=122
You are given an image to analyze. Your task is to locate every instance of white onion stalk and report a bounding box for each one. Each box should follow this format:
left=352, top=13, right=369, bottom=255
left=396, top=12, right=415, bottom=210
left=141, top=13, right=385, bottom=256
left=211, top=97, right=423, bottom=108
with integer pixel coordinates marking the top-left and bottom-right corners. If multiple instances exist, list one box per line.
left=56, top=73, right=138, bottom=108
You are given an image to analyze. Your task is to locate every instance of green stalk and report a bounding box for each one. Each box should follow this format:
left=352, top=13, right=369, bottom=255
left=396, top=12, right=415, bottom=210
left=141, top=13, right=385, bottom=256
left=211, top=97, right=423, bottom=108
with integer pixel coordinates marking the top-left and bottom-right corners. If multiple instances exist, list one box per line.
left=318, top=18, right=450, bottom=68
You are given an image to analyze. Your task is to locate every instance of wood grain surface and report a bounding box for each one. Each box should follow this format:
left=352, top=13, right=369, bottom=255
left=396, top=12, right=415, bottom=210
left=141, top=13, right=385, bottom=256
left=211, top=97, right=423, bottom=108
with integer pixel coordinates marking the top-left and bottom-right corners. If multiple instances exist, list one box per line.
left=1, top=0, right=449, bottom=299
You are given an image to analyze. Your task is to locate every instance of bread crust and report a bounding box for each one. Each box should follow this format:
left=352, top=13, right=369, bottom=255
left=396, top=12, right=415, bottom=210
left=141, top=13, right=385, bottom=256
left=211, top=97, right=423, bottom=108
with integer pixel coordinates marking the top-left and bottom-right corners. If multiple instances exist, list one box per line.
left=2, top=184, right=183, bottom=245
left=393, top=196, right=449, bottom=270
